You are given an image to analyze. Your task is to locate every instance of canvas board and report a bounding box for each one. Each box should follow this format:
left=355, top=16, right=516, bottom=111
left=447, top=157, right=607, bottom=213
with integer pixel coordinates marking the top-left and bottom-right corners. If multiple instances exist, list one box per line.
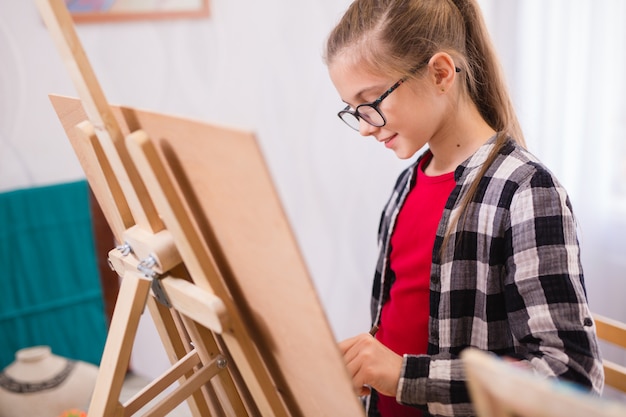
left=49, top=94, right=365, bottom=416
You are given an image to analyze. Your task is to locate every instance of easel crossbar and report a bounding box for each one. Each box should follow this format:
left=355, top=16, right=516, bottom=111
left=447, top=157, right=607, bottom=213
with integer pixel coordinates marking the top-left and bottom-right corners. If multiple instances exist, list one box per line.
left=123, top=349, right=225, bottom=416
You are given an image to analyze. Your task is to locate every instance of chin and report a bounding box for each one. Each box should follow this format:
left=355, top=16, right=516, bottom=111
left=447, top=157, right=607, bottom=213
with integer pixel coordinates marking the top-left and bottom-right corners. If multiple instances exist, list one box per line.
left=393, top=148, right=418, bottom=160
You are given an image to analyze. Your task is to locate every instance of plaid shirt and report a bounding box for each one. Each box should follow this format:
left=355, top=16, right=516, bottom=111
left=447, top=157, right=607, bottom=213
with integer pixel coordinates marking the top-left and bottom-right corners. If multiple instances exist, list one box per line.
left=367, top=136, right=604, bottom=417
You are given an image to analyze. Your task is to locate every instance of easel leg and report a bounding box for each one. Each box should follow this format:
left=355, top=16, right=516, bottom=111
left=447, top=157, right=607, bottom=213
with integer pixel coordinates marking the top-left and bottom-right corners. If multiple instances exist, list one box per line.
left=180, top=315, right=255, bottom=417
left=88, top=272, right=151, bottom=417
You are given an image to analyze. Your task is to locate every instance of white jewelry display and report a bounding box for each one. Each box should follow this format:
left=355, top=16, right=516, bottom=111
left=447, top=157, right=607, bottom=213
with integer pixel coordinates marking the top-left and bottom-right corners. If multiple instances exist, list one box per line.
left=0, top=346, right=98, bottom=417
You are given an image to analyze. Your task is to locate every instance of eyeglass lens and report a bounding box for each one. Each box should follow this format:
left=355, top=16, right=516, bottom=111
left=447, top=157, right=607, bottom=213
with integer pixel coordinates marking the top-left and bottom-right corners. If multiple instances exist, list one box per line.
left=340, top=104, right=385, bottom=130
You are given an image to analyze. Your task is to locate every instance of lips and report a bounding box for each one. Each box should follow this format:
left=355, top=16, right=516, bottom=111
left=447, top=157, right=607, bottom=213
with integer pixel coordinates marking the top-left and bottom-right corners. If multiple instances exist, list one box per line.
left=380, top=133, right=397, bottom=148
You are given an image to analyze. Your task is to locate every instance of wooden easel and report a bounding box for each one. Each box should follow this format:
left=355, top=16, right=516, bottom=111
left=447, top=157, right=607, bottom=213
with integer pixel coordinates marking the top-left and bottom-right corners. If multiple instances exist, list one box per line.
left=594, top=314, right=626, bottom=393
left=462, top=347, right=626, bottom=417
left=36, top=1, right=364, bottom=416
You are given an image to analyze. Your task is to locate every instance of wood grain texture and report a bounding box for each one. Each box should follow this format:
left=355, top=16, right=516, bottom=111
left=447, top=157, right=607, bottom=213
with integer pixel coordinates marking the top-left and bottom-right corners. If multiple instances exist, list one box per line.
left=49, top=94, right=364, bottom=417
left=37, top=0, right=163, bottom=233
left=594, top=314, right=626, bottom=393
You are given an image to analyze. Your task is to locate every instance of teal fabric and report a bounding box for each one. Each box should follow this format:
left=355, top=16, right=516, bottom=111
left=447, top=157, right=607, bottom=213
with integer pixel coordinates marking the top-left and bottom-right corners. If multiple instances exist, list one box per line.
left=0, top=180, right=107, bottom=368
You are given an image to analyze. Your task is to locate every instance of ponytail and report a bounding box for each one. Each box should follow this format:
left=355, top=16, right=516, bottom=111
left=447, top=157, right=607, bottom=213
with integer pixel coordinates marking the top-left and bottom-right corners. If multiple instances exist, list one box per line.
left=439, top=0, right=525, bottom=254
left=450, top=0, right=525, bottom=147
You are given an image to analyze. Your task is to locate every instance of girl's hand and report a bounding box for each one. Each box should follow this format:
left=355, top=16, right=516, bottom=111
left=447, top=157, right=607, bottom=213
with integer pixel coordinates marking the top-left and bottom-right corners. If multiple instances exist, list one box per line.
left=339, top=333, right=403, bottom=397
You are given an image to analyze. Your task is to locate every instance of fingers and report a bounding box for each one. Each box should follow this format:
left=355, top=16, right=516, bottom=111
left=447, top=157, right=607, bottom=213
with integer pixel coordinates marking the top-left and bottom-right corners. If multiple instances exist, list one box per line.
left=340, top=334, right=372, bottom=395
left=338, top=334, right=360, bottom=355
left=502, top=356, right=532, bottom=370
left=339, top=333, right=403, bottom=397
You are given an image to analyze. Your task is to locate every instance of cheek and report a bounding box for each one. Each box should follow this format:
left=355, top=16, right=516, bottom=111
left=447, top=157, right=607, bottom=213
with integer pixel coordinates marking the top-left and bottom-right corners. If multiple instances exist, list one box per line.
left=396, top=104, right=435, bottom=137
left=390, top=103, right=442, bottom=156
left=402, top=95, right=444, bottom=135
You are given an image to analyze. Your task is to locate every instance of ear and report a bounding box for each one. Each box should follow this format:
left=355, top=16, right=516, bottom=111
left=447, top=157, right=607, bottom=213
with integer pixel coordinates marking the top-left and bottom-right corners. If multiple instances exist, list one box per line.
left=428, top=52, right=458, bottom=94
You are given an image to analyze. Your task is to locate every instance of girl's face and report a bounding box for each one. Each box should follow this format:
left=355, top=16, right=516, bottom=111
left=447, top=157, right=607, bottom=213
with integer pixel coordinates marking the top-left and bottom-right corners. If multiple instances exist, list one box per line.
left=329, top=56, right=448, bottom=159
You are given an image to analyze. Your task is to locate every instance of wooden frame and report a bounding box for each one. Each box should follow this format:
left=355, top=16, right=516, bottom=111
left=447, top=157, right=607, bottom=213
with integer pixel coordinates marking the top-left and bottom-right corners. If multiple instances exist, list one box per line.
left=462, top=347, right=626, bottom=417
left=594, top=313, right=626, bottom=393
left=49, top=94, right=365, bottom=416
left=37, top=0, right=364, bottom=415
left=89, top=188, right=119, bottom=326
left=66, top=0, right=210, bottom=23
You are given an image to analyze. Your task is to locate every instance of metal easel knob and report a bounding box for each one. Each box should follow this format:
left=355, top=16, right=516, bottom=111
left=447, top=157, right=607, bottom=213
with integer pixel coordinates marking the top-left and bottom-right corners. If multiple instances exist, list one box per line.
left=216, top=355, right=228, bottom=369
left=137, top=255, right=158, bottom=279
left=116, top=242, right=132, bottom=256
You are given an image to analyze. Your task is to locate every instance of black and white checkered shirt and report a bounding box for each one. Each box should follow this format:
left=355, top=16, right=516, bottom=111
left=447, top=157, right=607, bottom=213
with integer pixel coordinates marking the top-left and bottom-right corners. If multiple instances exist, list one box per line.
left=367, top=136, right=604, bottom=417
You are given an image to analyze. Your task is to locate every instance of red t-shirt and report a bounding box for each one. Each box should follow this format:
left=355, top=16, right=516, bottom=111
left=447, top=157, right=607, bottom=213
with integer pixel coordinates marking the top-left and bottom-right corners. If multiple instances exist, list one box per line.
left=376, top=156, right=456, bottom=416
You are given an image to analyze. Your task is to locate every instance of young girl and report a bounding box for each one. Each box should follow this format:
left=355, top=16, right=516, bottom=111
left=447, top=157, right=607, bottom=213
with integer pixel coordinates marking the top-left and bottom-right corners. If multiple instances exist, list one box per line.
left=324, top=1, right=604, bottom=416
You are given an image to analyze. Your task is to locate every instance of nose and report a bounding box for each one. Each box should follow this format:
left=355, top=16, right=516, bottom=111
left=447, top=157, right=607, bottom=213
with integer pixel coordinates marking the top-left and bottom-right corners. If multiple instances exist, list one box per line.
left=358, top=119, right=378, bottom=137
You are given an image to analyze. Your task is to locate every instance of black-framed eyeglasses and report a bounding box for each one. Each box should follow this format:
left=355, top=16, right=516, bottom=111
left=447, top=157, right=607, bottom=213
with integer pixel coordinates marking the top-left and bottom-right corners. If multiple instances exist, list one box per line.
left=337, top=65, right=461, bottom=131
left=337, top=77, right=407, bottom=131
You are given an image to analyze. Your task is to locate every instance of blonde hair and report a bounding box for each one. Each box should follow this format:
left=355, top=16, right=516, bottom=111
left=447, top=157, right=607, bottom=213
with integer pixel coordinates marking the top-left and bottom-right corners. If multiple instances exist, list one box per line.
left=325, top=0, right=526, bottom=249
left=325, top=0, right=523, bottom=146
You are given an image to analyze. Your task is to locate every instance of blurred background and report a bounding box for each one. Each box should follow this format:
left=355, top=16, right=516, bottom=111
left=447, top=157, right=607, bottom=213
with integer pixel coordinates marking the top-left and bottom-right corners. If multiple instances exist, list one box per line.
left=0, top=0, right=624, bottom=401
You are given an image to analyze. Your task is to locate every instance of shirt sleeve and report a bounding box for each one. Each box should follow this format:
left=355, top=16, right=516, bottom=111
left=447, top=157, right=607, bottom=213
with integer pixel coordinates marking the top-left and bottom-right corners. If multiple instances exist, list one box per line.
left=503, top=167, right=604, bottom=390
left=397, top=353, right=475, bottom=417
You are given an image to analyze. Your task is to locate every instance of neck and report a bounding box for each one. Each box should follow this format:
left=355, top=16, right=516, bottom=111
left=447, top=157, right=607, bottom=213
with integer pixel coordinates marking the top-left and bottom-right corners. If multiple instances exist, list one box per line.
left=4, top=346, right=67, bottom=381
left=425, top=100, right=495, bottom=176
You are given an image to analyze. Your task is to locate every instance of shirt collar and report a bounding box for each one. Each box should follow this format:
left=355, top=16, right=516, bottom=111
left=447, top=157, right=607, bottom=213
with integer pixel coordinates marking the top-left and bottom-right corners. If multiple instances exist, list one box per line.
left=454, top=133, right=501, bottom=181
